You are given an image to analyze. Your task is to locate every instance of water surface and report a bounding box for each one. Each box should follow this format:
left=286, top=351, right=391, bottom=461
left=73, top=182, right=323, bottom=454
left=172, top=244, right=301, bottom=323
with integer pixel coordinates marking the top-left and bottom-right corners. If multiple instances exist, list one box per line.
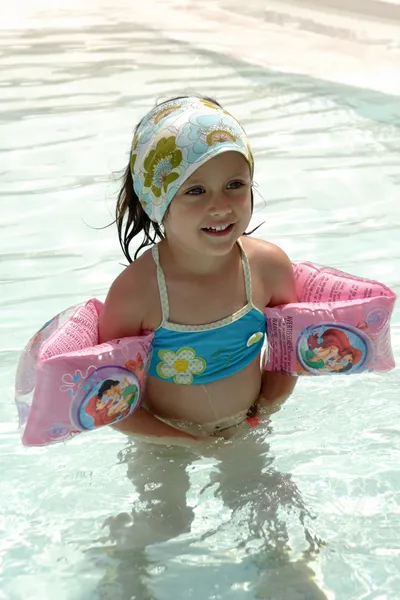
left=1, top=3, right=399, bottom=599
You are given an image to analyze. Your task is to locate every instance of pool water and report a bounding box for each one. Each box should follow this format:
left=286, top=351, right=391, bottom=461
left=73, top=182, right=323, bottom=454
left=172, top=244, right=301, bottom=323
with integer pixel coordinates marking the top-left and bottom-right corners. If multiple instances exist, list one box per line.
left=1, top=2, right=399, bottom=599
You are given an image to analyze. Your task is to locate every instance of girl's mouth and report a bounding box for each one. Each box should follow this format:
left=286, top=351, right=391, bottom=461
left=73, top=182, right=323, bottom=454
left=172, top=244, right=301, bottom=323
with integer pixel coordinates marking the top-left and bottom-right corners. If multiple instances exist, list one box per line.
left=201, top=223, right=234, bottom=237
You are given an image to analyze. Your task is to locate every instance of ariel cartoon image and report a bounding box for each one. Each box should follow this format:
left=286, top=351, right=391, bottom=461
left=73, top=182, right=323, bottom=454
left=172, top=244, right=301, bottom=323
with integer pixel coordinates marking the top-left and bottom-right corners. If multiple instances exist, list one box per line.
left=82, top=377, right=139, bottom=429
left=300, top=327, right=365, bottom=374
left=102, top=377, right=138, bottom=417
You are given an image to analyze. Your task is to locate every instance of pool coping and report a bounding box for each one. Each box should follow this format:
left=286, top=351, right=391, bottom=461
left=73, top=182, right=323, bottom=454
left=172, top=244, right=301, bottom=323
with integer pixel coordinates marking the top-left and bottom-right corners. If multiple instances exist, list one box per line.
left=133, top=0, right=400, bottom=97
left=280, top=0, right=400, bottom=22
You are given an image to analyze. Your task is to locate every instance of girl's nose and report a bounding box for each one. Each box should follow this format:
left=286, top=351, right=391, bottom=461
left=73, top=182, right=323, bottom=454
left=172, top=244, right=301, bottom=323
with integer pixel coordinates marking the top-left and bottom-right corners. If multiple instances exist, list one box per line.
left=208, top=192, right=232, bottom=216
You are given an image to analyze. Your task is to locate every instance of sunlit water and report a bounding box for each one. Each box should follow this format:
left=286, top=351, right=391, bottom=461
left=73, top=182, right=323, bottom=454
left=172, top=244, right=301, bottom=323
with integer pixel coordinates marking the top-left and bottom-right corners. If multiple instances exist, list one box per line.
left=1, top=2, right=399, bottom=599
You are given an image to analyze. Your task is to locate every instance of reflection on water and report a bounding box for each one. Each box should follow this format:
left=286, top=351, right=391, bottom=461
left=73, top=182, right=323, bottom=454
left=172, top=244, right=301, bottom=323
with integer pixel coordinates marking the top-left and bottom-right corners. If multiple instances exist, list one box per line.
left=1, top=1, right=399, bottom=599
left=93, top=426, right=328, bottom=600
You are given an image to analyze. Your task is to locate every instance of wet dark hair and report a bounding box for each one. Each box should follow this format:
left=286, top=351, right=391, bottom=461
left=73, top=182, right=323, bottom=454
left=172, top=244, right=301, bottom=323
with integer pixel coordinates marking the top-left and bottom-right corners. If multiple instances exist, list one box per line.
left=116, top=95, right=257, bottom=263
left=97, top=379, right=120, bottom=397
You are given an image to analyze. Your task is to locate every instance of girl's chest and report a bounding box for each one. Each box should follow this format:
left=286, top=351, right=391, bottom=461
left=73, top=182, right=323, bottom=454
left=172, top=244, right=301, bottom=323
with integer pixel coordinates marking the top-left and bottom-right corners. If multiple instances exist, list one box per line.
left=143, top=253, right=270, bottom=331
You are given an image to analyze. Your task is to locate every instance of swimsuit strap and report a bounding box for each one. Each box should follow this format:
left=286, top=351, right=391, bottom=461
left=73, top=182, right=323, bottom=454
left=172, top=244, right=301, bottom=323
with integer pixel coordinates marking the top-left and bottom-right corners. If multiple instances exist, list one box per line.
left=152, top=240, right=253, bottom=323
left=237, top=239, right=253, bottom=304
left=152, top=245, right=170, bottom=322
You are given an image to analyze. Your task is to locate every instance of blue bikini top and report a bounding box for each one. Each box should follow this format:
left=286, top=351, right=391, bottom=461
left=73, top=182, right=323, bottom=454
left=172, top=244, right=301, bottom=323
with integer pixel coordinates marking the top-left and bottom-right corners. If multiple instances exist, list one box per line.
left=147, top=241, right=266, bottom=385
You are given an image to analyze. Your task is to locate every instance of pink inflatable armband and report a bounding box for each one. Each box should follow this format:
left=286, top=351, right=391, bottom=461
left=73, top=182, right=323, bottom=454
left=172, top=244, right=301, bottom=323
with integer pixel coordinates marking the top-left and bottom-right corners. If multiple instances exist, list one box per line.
left=15, top=299, right=154, bottom=446
left=264, top=262, right=396, bottom=376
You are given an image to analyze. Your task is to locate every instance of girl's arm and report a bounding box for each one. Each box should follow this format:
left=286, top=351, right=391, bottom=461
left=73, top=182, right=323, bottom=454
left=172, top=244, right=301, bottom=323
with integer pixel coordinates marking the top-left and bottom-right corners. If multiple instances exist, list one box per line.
left=99, top=265, right=197, bottom=441
left=259, top=371, right=298, bottom=410
left=258, top=244, right=299, bottom=410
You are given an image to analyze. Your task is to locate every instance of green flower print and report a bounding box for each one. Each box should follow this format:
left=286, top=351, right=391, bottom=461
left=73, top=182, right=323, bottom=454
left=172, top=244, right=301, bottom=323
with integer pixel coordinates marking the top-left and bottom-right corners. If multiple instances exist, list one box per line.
left=199, top=98, right=233, bottom=120
left=143, top=136, right=182, bottom=200
left=130, top=134, right=139, bottom=173
left=199, top=98, right=220, bottom=111
left=198, top=124, right=238, bottom=148
left=246, top=143, right=255, bottom=175
left=151, top=103, right=183, bottom=125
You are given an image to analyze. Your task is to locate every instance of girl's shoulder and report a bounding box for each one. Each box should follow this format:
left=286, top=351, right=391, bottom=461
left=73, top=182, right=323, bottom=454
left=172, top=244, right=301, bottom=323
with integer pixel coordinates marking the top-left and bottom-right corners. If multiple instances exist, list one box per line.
left=99, top=248, right=158, bottom=341
left=240, top=235, right=291, bottom=270
left=240, top=236, right=297, bottom=305
left=110, top=248, right=156, bottom=299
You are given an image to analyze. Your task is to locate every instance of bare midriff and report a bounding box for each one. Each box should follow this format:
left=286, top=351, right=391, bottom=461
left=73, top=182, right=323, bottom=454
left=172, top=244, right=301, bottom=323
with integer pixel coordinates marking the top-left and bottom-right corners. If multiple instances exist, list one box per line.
left=144, top=352, right=262, bottom=424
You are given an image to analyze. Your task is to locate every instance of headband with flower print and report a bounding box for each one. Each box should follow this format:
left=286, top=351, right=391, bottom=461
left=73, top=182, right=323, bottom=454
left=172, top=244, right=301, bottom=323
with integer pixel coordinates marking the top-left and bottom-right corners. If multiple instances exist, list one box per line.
left=130, top=97, right=254, bottom=223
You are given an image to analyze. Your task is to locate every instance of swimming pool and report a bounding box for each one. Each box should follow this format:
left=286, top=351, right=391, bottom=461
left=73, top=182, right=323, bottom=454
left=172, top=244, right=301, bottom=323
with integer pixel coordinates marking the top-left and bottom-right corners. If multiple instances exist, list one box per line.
left=1, top=2, right=399, bottom=599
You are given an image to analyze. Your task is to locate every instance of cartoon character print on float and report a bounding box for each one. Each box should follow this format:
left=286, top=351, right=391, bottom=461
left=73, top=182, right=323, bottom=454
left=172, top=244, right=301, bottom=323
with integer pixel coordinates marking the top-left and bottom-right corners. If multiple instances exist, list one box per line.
left=70, top=366, right=141, bottom=431
left=297, top=324, right=373, bottom=375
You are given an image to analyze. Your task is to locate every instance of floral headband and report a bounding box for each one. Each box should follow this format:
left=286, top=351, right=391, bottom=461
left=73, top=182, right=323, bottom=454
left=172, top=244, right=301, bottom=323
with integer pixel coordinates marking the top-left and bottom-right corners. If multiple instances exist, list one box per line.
left=130, top=97, right=254, bottom=223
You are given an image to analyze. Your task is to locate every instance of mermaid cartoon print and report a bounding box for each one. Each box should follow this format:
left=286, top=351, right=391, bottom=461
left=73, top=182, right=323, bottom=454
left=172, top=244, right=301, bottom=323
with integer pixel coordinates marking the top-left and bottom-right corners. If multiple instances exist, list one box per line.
left=303, top=328, right=363, bottom=373
left=84, top=378, right=138, bottom=429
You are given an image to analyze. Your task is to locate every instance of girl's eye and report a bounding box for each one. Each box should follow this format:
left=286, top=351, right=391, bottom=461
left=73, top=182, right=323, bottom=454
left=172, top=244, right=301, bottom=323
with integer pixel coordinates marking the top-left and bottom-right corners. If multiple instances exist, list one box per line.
left=185, top=187, right=205, bottom=196
left=227, top=180, right=245, bottom=189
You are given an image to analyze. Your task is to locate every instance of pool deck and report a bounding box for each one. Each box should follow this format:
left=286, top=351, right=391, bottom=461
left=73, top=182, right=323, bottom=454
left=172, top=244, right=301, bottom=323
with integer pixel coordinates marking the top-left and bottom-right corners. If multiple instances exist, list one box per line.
left=219, top=0, right=400, bottom=22
left=134, top=0, right=400, bottom=96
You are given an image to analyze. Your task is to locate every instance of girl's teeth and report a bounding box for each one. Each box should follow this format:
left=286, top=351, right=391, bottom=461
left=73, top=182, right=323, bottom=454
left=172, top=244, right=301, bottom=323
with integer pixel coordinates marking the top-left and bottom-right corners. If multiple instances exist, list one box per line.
left=208, top=224, right=229, bottom=231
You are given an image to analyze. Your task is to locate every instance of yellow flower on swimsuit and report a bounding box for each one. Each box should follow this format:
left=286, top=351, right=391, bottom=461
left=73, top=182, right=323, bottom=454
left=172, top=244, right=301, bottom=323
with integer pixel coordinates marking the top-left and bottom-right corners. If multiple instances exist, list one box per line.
left=156, top=347, right=206, bottom=385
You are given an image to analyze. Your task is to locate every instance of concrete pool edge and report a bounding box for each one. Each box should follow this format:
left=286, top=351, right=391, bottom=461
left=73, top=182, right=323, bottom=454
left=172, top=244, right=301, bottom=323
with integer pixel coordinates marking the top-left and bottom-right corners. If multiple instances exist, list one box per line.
left=279, top=0, right=400, bottom=22
left=132, top=0, right=400, bottom=97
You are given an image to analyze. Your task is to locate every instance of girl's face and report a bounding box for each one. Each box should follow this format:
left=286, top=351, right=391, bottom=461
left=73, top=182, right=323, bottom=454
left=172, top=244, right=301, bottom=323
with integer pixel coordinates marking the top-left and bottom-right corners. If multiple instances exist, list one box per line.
left=163, top=152, right=252, bottom=256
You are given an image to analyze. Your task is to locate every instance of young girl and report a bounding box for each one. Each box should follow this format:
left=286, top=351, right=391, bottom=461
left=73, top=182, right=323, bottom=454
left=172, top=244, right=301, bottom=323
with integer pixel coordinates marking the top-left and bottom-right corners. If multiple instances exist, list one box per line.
left=99, top=95, right=298, bottom=441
